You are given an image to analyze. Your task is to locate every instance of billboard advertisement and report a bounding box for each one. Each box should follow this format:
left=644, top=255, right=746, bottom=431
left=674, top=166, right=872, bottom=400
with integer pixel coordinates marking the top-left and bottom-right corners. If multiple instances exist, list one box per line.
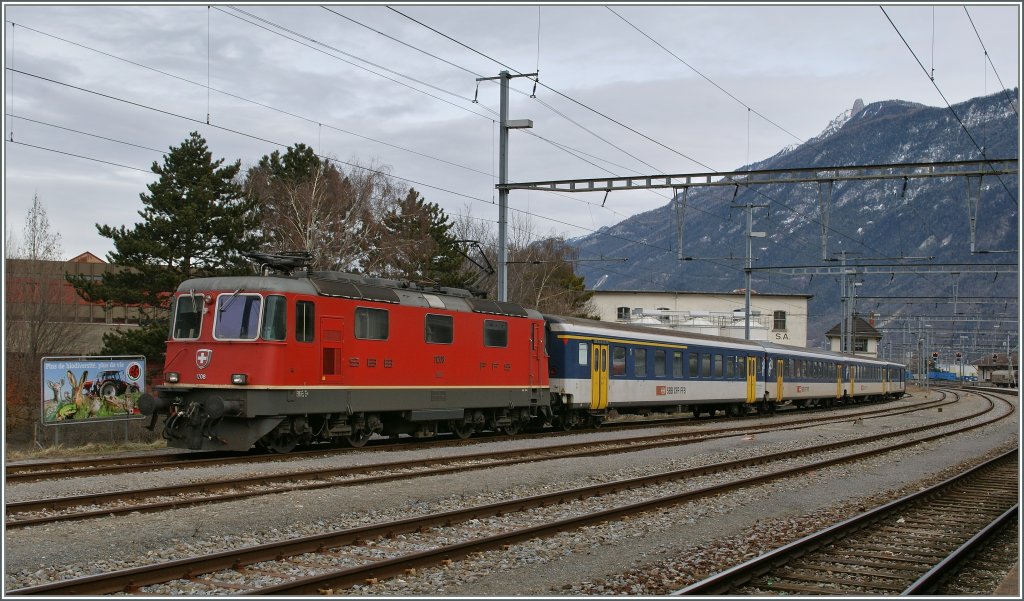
left=41, top=356, right=146, bottom=424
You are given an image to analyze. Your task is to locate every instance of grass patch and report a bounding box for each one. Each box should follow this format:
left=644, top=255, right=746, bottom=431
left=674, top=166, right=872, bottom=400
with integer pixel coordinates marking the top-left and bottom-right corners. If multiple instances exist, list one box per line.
left=5, top=440, right=168, bottom=461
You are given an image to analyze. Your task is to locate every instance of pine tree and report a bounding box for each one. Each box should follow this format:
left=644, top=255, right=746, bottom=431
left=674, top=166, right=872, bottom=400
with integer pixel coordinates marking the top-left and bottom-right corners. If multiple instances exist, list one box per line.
left=68, top=131, right=262, bottom=362
left=369, top=188, right=473, bottom=288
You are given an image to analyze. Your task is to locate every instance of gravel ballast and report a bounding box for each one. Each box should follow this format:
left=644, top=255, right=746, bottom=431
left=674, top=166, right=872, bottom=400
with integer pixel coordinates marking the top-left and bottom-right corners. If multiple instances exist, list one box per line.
left=4, top=390, right=1019, bottom=595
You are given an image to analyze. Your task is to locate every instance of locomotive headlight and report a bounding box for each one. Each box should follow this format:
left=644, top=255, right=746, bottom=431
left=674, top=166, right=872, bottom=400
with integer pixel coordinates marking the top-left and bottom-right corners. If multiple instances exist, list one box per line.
left=231, top=373, right=248, bottom=385
left=166, top=372, right=180, bottom=383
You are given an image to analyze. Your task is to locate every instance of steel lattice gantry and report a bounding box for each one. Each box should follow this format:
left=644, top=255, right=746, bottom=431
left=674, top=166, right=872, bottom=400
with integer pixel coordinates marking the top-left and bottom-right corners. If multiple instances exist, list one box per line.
left=501, top=159, right=1018, bottom=192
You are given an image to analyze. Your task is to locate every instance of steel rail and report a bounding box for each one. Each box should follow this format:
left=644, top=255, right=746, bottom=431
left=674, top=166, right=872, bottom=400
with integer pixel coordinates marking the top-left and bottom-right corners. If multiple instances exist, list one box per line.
left=902, top=504, right=1019, bottom=595
left=4, top=397, right=953, bottom=528
left=8, top=392, right=1008, bottom=595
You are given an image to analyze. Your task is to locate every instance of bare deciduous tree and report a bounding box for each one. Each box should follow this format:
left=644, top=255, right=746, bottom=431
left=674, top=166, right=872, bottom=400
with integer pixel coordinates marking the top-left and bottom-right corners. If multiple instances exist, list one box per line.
left=5, top=195, right=89, bottom=445
left=452, top=208, right=596, bottom=317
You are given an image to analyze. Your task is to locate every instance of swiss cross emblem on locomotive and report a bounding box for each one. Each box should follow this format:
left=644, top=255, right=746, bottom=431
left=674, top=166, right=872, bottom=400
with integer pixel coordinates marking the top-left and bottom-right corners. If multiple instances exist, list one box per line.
left=196, top=349, right=213, bottom=369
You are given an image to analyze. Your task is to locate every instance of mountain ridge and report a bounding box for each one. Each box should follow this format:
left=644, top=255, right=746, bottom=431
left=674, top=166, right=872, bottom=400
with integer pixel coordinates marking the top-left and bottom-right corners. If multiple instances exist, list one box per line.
left=570, top=89, right=1019, bottom=348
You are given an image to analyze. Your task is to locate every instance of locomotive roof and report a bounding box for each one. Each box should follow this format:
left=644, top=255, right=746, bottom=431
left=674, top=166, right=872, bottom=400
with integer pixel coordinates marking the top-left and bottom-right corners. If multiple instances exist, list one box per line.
left=175, top=274, right=543, bottom=319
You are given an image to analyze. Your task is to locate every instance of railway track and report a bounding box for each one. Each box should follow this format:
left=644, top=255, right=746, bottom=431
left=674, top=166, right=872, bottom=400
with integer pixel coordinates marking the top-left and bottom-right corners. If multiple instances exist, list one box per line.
left=675, top=448, right=1018, bottom=596
left=7, top=391, right=1013, bottom=595
left=4, top=396, right=942, bottom=484
left=4, top=396, right=958, bottom=529
left=3, top=414, right=706, bottom=483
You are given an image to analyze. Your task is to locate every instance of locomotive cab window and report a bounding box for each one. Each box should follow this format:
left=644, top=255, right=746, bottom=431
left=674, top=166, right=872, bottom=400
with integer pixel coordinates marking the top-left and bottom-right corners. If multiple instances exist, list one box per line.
left=261, top=295, right=287, bottom=341
left=484, top=319, right=508, bottom=348
left=172, top=294, right=203, bottom=339
left=215, top=293, right=262, bottom=340
left=425, top=314, right=453, bottom=344
left=355, top=307, right=389, bottom=340
left=296, top=301, right=315, bottom=342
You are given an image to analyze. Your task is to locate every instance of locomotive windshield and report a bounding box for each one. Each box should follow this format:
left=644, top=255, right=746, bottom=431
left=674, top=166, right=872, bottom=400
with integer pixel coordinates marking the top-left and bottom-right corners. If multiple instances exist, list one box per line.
left=172, top=293, right=203, bottom=339
left=215, top=293, right=262, bottom=340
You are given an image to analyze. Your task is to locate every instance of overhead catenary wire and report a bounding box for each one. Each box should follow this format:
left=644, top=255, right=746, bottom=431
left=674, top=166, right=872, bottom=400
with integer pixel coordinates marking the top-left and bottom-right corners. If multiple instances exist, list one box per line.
left=4, top=67, right=680, bottom=257
left=376, top=8, right=883, bottom=274
left=606, top=6, right=807, bottom=148
left=4, top=19, right=494, bottom=178
left=2, top=17, right=687, bottom=253
left=221, top=7, right=681, bottom=224
left=383, top=6, right=921, bottom=266
left=879, top=6, right=1016, bottom=202
left=963, top=6, right=1019, bottom=117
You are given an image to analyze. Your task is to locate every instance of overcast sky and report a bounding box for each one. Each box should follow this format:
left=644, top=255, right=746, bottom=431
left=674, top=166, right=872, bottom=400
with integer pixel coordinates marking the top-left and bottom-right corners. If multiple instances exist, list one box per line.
left=3, top=2, right=1020, bottom=261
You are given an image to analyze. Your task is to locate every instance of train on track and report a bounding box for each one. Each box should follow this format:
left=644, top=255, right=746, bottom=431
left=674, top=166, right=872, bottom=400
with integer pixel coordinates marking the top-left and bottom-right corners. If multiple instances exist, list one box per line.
left=139, top=255, right=906, bottom=452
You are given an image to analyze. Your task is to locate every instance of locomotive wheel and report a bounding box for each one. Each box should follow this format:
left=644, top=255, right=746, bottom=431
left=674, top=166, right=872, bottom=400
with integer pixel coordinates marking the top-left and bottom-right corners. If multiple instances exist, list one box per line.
left=501, top=422, right=522, bottom=436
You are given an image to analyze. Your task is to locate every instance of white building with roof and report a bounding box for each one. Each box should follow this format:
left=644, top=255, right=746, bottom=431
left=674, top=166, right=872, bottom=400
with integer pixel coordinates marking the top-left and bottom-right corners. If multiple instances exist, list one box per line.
left=589, top=289, right=812, bottom=348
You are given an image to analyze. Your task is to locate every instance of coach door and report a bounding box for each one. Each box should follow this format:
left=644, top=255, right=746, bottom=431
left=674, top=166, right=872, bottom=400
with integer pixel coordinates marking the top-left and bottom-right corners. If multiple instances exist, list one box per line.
left=836, top=364, right=843, bottom=399
left=776, top=359, right=785, bottom=401
left=590, top=344, right=609, bottom=410
left=745, top=356, right=758, bottom=404
left=321, top=317, right=344, bottom=382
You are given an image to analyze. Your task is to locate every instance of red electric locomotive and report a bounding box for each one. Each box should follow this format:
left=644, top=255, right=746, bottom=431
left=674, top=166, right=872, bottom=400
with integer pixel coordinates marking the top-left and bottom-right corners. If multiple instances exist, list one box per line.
left=139, top=255, right=549, bottom=452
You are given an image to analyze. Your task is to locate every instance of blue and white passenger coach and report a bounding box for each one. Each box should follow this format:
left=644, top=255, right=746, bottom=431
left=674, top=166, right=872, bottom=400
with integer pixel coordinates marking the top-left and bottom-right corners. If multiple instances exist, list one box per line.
left=545, top=316, right=906, bottom=425
left=545, top=316, right=768, bottom=424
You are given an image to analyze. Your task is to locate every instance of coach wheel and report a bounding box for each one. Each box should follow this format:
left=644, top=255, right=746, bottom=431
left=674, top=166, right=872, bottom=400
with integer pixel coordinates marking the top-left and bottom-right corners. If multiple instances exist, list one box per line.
left=450, top=421, right=475, bottom=440
left=346, top=430, right=373, bottom=448
left=727, top=404, right=743, bottom=418
left=262, top=433, right=298, bottom=454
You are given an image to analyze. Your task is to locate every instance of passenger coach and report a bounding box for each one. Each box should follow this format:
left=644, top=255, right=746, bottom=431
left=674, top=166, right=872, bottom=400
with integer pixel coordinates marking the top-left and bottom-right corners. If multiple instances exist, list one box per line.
left=546, top=316, right=906, bottom=422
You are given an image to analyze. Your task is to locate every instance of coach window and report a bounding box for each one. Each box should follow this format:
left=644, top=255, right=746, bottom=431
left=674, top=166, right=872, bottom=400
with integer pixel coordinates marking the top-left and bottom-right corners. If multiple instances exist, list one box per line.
left=773, top=311, right=787, bottom=330
left=701, top=353, right=711, bottom=378
left=295, top=301, right=315, bottom=342
left=578, top=342, right=589, bottom=365
left=635, top=348, right=648, bottom=377
left=713, top=354, right=723, bottom=378
left=725, top=356, right=735, bottom=379
left=261, top=295, right=287, bottom=341
left=484, top=319, right=508, bottom=348
left=612, top=347, right=627, bottom=376
left=673, top=351, right=683, bottom=378
left=425, top=314, right=454, bottom=344
left=355, top=307, right=389, bottom=340
left=689, top=352, right=699, bottom=378
left=654, top=349, right=666, bottom=377
left=215, top=293, right=262, bottom=340
left=172, top=294, right=203, bottom=339
left=738, top=357, right=747, bottom=379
